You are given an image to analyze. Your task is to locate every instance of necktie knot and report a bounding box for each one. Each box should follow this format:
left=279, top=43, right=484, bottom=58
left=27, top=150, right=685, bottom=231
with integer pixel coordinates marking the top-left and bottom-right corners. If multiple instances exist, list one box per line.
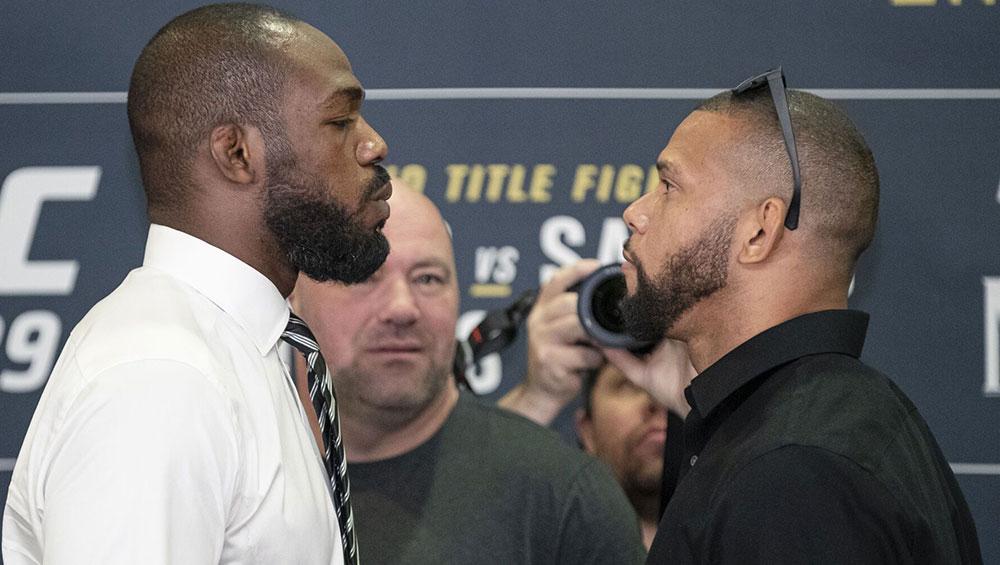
left=282, top=312, right=320, bottom=356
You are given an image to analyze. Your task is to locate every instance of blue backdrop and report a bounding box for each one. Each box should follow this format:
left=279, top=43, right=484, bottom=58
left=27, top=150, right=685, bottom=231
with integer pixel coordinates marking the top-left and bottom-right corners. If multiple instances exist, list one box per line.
left=1, top=1, right=998, bottom=561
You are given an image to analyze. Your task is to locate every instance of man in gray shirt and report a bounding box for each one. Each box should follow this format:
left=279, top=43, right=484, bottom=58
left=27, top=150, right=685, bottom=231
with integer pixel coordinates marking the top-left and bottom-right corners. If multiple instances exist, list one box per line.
left=293, top=180, right=645, bottom=564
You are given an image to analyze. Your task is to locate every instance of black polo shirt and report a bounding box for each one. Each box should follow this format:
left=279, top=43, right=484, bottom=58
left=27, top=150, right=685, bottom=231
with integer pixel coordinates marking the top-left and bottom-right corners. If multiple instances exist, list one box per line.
left=647, top=310, right=981, bottom=564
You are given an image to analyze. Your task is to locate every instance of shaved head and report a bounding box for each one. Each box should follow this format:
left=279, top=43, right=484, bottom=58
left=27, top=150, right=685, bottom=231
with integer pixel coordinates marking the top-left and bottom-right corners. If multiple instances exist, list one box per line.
left=697, top=88, right=879, bottom=270
left=386, top=181, right=453, bottom=250
left=127, top=3, right=300, bottom=214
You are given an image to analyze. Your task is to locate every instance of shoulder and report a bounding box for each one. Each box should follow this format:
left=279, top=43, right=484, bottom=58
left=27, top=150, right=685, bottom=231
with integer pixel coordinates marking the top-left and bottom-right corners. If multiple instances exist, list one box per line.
left=453, top=394, right=593, bottom=470
left=457, top=395, right=640, bottom=506
left=754, top=354, right=924, bottom=467
left=65, top=266, right=230, bottom=383
left=446, top=395, right=634, bottom=502
left=703, top=445, right=913, bottom=563
left=787, top=353, right=913, bottom=418
left=38, top=267, right=246, bottom=437
left=453, top=397, right=646, bottom=562
left=426, top=396, right=645, bottom=562
left=720, top=444, right=900, bottom=511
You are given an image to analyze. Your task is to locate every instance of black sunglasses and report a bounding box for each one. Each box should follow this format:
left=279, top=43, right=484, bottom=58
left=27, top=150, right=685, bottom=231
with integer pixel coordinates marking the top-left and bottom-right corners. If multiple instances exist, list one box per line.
left=732, top=67, right=802, bottom=230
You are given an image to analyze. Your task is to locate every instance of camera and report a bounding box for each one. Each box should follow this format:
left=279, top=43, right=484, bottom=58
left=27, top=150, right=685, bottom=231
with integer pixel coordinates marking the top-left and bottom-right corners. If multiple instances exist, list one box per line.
left=455, top=262, right=652, bottom=390
left=572, top=263, right=652, bottom=351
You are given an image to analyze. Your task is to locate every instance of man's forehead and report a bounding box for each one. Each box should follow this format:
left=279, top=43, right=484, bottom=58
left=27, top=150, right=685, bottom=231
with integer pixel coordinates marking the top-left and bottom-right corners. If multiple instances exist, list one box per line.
left=283, top=24, right=357, bottom=90
left=387, top=224, right=454, bottom=265
left=657, top=111, right=738, bottom=175
left=321, top=85, right=364, bottom=110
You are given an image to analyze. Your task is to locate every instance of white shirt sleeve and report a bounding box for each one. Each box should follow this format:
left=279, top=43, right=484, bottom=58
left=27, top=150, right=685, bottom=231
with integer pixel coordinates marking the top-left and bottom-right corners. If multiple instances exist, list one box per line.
left=37, top=359, right=241, bottom=565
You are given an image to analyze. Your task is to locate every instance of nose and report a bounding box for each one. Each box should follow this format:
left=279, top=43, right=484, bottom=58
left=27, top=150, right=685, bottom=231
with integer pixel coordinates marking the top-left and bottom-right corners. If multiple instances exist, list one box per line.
left=378, top=276, right=419, bottom=327
left=356, top=117, right=388, bottom=165
left=623, top=194, right=650, bottom=235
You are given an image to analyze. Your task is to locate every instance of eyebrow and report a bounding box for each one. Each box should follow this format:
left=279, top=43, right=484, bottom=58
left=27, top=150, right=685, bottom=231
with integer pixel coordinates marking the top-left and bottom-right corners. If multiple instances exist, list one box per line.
left=321, top=86, right=365, bottom=110
left=656, top=159, right=676, bottom=175
left=413, top=258, right=454, bottom=275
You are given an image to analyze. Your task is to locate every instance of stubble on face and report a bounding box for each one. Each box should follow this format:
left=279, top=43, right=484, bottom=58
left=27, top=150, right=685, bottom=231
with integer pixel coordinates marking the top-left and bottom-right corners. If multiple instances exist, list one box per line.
left=333, top=353, right=452, bottom=425
left=620, top=214, right=737, bottom=343
left=263, top=133, right=391, bottom=284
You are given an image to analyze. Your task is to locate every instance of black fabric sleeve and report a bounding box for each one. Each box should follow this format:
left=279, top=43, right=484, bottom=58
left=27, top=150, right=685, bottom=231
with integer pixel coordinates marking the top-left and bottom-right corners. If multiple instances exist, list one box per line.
left=704, top=445, right=915, bottom=565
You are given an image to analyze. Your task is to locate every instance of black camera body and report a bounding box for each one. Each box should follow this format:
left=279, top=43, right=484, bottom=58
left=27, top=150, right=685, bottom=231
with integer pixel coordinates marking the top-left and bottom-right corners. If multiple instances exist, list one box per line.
left=572, top=263, right=652, bottom=351
left=455, top=262, right=651, bottom=390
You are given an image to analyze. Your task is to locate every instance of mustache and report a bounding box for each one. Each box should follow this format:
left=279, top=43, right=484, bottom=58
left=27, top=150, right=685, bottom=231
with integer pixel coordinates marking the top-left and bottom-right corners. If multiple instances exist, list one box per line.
left=364, top=165, right=392, bottom=200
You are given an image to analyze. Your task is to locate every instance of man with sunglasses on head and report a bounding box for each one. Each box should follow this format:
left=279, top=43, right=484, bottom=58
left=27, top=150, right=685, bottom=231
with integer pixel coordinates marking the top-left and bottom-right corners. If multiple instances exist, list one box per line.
left=603, top=69, right=981, bottom=564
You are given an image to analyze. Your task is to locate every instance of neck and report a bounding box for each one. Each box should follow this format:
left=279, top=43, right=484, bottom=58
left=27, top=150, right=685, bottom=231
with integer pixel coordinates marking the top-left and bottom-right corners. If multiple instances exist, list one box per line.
left=640, top=515, right=659, bottom=551
left=152, top=208, right=297, bottom=297
left=341, top=383, right=460, bottom=463
left=682, top=282, right=848, bottom=373
left=628, top=490, right=661, bottom=550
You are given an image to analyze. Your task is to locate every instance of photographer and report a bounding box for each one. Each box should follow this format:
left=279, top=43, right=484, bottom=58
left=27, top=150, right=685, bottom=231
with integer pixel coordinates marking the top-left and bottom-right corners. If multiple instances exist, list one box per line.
left=498, top=260, right=604, bottom=425
left=498, top=260, right=689, bottom=551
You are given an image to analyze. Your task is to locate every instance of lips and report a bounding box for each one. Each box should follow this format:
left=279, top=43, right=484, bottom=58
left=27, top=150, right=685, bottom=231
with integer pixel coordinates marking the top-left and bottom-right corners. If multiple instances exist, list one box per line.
left=373, top=179, right=393, bottom=202
left=367, top=340, right=423, bottom=354
left=368, top=181, right=392, bottom=227
left=622, top=239, right=636, bottom=265
left=643, top=425, right=667, bottom=439
left=636, top=425, right=667, bottom=451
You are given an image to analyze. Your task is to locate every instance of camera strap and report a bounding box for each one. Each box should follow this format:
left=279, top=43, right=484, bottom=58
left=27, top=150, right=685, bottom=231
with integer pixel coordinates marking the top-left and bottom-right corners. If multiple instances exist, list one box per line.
left=453, top=288, right=538, bottom=391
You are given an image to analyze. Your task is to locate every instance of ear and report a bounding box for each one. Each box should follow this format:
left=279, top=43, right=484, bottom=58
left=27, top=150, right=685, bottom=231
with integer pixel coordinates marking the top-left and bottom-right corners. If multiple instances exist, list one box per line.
left=575, top=408, right=597, bottom=453
left=209, top=123, right=265, bottom=185
left=737, top=196, right=787, bottom=265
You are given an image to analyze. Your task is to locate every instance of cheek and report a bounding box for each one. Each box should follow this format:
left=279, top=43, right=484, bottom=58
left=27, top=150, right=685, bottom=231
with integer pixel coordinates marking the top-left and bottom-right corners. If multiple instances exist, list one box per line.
left=316, top=311, right=370, bottom=368
left=592, top=403, right=636, bottom=448
left=425, top=310, right=459, bottom=357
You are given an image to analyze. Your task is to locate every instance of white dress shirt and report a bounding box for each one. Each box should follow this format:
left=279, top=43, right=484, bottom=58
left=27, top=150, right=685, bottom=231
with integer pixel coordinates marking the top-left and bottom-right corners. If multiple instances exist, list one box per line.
left=2, top=224, right=343, bottom=565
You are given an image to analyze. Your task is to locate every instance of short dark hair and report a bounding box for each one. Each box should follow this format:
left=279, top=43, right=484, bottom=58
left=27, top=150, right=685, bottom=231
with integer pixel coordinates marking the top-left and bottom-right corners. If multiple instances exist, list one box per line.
left=127, top=3, right=299, bottom=214
left=697, top=88, right=880, bottom=266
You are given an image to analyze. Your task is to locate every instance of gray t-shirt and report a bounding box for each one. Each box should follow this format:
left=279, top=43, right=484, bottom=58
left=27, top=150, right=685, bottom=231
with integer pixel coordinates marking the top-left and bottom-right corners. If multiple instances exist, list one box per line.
left=349, top=393, right=646, bottom=564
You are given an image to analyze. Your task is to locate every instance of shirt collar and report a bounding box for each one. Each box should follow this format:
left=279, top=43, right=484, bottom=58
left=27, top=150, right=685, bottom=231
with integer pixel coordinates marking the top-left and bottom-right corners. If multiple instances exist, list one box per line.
left=686, top=309, right=869, bottom=419
left=142, top=224, right=290, bottom=354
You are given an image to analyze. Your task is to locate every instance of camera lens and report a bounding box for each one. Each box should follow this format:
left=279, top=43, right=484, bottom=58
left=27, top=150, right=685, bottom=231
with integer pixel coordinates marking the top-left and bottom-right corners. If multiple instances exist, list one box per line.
left=575, top=263, right=652, bottom=350
left=589, top=274, right=627, bottom=334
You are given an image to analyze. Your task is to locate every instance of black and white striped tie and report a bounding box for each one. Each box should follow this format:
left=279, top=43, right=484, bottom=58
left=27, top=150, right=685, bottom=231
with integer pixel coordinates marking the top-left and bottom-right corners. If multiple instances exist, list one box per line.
left=282, top=312, right=359, bottom=564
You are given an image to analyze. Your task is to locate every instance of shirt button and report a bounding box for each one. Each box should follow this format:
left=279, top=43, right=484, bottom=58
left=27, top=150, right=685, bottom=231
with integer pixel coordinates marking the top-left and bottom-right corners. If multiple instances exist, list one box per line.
left=690, top=455, right=698, bottom=467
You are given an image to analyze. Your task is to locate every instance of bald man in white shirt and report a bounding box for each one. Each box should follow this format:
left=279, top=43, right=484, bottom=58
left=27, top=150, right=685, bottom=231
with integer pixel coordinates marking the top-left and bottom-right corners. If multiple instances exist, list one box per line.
left=3, top=4, right=389, bottom=564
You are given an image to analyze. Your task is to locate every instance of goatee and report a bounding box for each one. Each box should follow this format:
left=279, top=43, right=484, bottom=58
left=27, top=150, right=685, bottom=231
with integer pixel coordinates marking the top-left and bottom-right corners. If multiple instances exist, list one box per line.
left=620, top=215, right=736, bottom=342
left=264, top=155, right=391, bottom=284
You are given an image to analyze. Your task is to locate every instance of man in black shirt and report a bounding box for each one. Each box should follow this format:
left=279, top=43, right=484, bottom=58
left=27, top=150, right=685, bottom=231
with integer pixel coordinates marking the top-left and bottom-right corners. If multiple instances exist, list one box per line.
left=604, top=70, right=982, bottom=563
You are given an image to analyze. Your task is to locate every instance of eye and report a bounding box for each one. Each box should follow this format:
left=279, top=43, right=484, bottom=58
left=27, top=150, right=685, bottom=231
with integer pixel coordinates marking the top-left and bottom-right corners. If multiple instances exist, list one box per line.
left=414, top=273, right=446, bottom=286
left=661, top=178, right=677, bottom=194
left=326, top=117, right=356, bottom=130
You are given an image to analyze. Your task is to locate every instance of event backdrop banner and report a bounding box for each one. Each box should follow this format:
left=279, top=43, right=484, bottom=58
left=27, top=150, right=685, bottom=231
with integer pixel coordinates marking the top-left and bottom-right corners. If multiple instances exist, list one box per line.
left=1, top=1, right=998, bottom=561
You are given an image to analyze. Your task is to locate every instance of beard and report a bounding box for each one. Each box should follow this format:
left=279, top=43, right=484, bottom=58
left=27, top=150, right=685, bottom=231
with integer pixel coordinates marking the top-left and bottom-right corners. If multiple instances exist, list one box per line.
left=620, top=215, right=737, bottom=343
left=621, top=454, right=663, bottom=506
left=263, top=139, right=390, bottom=284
